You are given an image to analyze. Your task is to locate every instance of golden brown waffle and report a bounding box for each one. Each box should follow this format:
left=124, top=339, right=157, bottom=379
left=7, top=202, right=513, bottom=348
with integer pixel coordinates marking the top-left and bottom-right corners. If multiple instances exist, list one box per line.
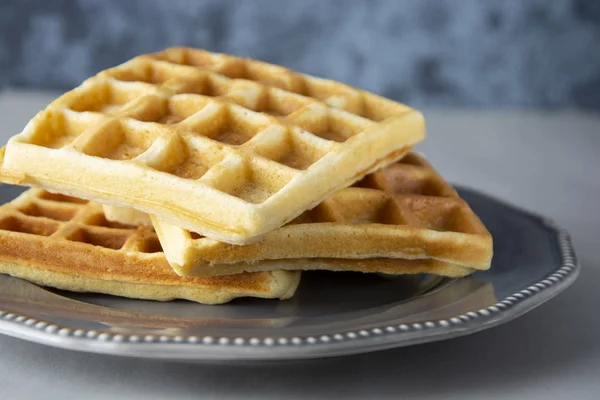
left=0, top=189, right=300, bottom=304
left=0, top=47, right=424, bottom=245
left=145, top=153, right=493, bottom=277
left=102, top=206, right=475, bottom=278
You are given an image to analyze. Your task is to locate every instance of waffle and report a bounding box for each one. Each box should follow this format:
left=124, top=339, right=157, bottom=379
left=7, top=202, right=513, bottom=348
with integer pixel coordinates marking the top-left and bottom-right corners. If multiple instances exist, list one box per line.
left=0, top=47, right=425, bottom=245
left=183, top=258, right=475, bottom=278
left=102, top=204, right=151, bottom=226
left=0, top=189, right=301, bottom=304
left=103, top=207, right=474, bottom=278
left=146, top=153, right=491, bottom=277
left=105, top=201, right=477, bottom=279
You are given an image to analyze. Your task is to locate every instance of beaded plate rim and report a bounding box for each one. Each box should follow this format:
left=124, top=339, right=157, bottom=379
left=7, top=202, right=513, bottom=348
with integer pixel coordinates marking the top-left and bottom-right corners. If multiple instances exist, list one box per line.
left=0, top=190, right=580, bottom=361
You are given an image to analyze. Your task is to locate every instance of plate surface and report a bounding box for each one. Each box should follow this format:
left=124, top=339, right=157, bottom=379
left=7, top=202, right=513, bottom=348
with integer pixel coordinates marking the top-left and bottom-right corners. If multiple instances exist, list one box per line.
left=0, top=185, right=579, bottom=361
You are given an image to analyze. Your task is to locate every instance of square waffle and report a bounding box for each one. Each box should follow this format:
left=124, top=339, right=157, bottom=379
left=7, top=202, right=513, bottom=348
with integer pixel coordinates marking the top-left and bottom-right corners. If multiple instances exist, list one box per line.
left=103, top=209, right=475, bottom=279
left=0, top=47, right=425, bottom=245
left=106, top=153, right=492, bottom=277
left=0, top=188, right=300, bottom=304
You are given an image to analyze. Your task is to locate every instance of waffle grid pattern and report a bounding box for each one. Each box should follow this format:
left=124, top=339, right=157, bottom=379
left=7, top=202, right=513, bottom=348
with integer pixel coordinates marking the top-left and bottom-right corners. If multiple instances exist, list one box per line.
left=0, top=189, right=301, bottom=303
left=1, top=189, right=161, bottom=254
left=2, top=47, right=424, bottom=244
left=151, top=153, right=493, bottom=276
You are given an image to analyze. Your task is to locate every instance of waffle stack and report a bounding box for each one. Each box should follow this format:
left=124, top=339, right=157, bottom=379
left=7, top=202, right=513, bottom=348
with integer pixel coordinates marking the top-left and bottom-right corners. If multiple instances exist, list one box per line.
left=0, top=47, right=492, bottom=304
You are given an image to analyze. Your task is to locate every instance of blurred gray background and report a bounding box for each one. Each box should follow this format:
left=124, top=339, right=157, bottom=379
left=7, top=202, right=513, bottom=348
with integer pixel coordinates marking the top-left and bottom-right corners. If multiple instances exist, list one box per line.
left=1, top=0, right=599, bottom=109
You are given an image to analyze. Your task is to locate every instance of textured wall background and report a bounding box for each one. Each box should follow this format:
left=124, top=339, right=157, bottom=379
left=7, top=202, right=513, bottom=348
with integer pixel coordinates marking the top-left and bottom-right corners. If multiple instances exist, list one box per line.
left=1, top=0, right=599, bottom=109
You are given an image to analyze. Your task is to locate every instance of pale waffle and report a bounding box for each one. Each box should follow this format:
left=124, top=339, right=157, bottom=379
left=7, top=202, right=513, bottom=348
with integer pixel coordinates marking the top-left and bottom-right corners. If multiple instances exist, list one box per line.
left=102, top=204, right=152, bottom=226
left=0, top=189, right=301, bottom=304
left=0, top=47, right=425, bottom=245
left=107, top=153, right=492, bottom=277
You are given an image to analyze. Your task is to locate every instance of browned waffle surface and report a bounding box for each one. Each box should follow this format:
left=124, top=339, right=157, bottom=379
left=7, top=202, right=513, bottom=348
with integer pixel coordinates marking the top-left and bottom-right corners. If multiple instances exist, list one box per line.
left=151, top=153, right=493, bottom=276
left=0, top=189, right=300, bottom=304
left=0, top=47, right=424, bottom=244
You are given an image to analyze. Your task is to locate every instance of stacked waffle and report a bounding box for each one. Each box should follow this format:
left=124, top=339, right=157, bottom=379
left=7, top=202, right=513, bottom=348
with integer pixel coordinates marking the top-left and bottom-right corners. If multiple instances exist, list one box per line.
left=0, top=48, right=492, bottom=304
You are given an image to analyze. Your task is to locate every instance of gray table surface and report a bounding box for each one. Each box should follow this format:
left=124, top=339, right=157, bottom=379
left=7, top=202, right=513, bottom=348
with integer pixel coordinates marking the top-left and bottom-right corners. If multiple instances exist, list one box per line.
left=0, top=91, right=598, bottom=399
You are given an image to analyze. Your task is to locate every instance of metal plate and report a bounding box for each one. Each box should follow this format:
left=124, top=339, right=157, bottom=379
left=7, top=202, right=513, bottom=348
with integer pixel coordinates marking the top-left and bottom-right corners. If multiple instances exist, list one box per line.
left=0, top=185, right=579, bottom=361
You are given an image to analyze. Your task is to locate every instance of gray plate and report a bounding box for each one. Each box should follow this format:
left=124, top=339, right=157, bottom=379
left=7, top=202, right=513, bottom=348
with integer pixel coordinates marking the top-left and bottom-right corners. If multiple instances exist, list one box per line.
left=0, top=185, right=579, bottom=361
